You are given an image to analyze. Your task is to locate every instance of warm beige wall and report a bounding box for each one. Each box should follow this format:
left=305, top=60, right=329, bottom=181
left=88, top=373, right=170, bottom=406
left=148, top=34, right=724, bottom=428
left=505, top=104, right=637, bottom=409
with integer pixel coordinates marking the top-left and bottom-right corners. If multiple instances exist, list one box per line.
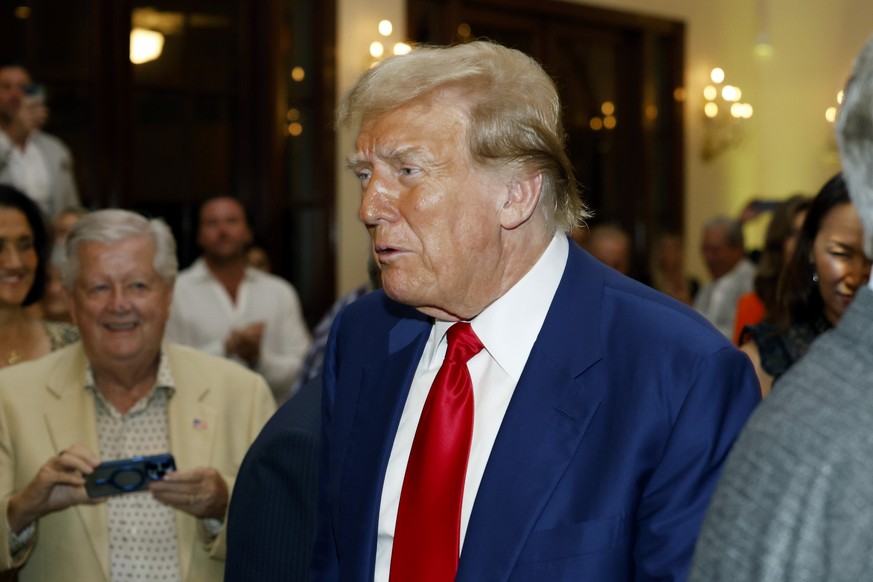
left=335, top=0, right=873, bottom=293
left=335, top=0, right=407, bottom=294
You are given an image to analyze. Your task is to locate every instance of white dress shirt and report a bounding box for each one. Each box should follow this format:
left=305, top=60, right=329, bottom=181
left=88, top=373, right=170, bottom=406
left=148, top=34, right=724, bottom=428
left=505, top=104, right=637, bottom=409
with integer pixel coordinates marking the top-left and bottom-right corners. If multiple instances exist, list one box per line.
left=0, top=131, right=51, bottom=215
left=374, top=233, right=569, bottom=581
left=165, top=259, right=311, bottom=402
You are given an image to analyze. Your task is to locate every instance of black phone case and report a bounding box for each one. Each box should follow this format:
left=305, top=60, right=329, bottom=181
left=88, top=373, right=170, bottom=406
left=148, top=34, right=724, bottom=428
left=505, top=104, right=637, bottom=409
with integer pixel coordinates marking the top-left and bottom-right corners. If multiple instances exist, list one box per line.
left=85, top=453, right=176, bottom=498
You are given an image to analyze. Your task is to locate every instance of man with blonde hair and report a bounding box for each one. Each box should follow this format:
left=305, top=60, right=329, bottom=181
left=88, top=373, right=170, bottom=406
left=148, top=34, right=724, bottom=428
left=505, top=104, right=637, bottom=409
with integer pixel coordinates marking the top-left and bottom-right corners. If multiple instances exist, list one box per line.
left=313, top=40, right=759, bottom=581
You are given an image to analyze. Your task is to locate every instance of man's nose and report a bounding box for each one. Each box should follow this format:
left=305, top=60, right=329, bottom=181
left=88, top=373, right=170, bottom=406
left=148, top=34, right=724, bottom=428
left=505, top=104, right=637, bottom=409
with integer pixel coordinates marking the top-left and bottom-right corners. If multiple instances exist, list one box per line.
left=358, top=176, right=397, bottom=225
left=107, top=287, right=132, bottom=311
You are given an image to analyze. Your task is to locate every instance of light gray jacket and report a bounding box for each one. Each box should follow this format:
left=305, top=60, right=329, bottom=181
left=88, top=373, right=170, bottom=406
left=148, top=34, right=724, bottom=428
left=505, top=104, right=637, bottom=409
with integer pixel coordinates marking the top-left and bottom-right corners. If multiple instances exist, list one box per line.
left=690, top=286, right=873, bottom=581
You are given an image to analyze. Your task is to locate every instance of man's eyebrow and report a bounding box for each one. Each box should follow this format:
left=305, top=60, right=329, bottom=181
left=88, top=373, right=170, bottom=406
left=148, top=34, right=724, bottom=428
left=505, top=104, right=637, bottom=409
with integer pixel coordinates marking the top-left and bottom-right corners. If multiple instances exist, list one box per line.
left=346, top=146, right=429, bottom=170
left=345, top=154, right=365, bottom=171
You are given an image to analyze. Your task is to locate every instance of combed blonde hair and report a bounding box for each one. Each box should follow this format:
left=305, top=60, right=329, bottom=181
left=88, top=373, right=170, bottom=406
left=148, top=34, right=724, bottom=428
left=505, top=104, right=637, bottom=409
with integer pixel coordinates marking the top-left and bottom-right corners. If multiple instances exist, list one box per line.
left=337, top=41, right=590, bottom=232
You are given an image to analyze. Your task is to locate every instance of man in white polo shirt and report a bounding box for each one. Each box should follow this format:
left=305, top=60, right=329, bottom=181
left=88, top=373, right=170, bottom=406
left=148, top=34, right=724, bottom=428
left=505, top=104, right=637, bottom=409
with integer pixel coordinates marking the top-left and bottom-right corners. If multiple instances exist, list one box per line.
left=0, top=63, right=79, bottom=218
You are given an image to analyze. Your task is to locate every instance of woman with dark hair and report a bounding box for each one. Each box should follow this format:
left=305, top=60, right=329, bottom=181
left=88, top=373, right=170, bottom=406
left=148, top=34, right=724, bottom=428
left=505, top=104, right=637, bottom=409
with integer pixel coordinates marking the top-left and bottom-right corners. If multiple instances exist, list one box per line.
left=740, top=173, right=871, bottom=396
left=732, top=194, right=811, bottom=344
left=0, top=185, right=77, bottom=368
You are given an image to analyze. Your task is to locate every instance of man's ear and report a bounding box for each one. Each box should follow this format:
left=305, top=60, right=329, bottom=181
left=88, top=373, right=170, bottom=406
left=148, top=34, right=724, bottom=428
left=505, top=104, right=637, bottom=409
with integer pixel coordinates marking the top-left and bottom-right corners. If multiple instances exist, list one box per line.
left=499, top=172, right=543, bottom=230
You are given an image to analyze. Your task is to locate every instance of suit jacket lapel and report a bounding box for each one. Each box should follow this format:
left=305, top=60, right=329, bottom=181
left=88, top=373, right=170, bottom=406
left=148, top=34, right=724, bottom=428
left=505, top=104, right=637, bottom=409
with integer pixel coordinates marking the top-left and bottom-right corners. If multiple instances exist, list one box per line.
left=166, top=345, right=215, bottom=473
left=458, top=244, right=606, bottom=581
left=337, top=312, right=431, bottom=578
left=165, top=344, right=215, bottom=581
left=41, top=345, right=109, bottom=582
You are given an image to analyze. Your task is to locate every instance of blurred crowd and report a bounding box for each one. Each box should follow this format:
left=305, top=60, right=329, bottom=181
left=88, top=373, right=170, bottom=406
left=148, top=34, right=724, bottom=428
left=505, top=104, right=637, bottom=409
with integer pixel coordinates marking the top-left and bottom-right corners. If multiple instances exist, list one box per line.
left=1, top=32, right=873, bottom=582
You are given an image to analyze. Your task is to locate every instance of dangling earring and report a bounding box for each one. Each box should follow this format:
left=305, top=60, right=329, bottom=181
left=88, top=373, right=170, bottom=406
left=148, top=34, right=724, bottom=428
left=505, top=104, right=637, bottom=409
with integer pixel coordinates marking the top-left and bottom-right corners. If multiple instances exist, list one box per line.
left=812, top=272, right=819, bottom=283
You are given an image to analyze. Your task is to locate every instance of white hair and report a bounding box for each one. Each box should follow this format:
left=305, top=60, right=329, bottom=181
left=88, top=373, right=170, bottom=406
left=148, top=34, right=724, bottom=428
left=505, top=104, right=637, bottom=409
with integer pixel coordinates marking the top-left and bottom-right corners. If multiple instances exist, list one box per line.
left=63, top=209, right=178, bottom=289
left=837, top=35, right=873, bottom=258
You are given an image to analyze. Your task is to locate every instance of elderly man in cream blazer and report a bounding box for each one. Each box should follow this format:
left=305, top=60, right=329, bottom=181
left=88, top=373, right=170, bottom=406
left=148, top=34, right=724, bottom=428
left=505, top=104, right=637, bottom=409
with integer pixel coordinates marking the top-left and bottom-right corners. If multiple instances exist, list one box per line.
left=0, top=209, right=275, bottom=581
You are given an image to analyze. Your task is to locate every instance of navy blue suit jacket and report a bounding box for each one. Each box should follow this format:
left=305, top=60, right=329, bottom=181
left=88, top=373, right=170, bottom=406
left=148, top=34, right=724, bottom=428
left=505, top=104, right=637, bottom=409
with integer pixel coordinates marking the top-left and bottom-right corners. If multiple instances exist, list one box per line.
left=312, top=241, right=760, bottom=581
left=225, top=374, right=322, bottom=581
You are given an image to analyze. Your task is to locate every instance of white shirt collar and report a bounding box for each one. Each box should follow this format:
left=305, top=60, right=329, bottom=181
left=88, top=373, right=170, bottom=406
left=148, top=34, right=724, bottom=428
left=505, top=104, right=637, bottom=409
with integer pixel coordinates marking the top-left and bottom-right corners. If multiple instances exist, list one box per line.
left=190, top=256, right=259, bottom=282
left=430, top=233, right=569, bottom=382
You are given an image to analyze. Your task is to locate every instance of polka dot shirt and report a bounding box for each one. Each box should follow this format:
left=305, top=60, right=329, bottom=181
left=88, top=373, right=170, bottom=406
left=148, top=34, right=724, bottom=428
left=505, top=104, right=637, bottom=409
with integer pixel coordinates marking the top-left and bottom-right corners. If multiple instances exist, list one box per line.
left=85, top=355, right=182, bottom=582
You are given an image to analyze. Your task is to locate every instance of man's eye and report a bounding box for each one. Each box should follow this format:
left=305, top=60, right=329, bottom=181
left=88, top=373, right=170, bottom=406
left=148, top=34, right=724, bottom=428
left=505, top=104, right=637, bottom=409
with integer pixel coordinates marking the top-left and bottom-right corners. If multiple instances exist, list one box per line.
left=400, top=167, right=418, bottom=176
left=355, top=169, right=371, bottom=182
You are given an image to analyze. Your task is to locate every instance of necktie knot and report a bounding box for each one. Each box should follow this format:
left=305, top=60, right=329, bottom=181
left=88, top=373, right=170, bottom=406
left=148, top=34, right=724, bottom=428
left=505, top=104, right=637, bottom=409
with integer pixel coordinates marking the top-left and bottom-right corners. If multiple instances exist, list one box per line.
left=445, top=322, right=484, bottom=365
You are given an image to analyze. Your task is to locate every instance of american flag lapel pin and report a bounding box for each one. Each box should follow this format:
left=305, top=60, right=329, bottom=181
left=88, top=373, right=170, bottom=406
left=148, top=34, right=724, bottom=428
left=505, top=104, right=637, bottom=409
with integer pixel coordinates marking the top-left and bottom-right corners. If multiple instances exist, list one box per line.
left=193, top=418, right=208, bottom=430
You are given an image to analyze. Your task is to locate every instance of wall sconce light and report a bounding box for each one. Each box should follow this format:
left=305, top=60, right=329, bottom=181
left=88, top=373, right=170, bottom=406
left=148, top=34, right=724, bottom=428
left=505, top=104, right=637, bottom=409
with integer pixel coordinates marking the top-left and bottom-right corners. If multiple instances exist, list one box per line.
left=822, top=89, right=844, bottom=164
left=825, top=89, right=843, bottom=124
left=701, top=67, right=753, bottom=161
left=130, top=28, right=165, bottom=65
left=589, top=101, right=617, bottom=132
left=368, top=20, right=412, bottom=68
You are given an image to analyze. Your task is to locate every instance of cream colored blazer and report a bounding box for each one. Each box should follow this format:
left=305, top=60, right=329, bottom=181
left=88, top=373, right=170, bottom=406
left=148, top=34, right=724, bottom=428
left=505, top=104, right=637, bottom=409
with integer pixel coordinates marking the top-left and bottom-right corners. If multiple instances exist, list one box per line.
left=0, top=342, right=276, bottom=581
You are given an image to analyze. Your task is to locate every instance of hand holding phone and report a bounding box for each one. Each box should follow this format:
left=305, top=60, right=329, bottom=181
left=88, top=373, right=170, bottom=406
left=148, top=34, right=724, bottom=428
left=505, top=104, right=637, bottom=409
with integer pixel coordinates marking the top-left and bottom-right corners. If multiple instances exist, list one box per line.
left=85, top=453, right=176, bottom=498
left=149, top=466, right=230, bottom=519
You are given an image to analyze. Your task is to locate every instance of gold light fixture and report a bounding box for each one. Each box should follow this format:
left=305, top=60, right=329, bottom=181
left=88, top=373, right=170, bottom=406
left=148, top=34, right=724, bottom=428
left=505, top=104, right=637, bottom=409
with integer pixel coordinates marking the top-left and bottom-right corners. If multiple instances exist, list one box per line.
left=589, top=101, right=617, bottom=132
left=128, top=8, right=229, bottom=66
left=702, top=67, right=753, bottom=161
left=822, top=89, right=844, bottom=164
left=130, top=28, right=165, bottom=65
left=825, top=90, right=843, bottom=124
left=368, top=20, right=412, bottom=68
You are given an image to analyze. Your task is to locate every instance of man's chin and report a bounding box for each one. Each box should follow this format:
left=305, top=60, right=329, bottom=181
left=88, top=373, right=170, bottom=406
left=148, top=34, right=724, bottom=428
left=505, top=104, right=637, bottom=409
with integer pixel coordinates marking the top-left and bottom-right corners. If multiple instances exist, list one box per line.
left=206, top=249, right=246, bottom=263
left=381, top=282, right=427, bottom=310
left=381, top=283, right=409, bottom=305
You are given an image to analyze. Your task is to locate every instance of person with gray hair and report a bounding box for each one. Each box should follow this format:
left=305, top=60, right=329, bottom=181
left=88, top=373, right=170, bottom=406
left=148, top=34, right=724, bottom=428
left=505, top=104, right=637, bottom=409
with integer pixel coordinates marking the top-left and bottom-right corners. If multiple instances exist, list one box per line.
left=693, top=215, right=756, bottom=337
left=61, top=208, right=178, bottom=288
left=690, top=35, right=873, bottom=582
left=311, top=40, right=759, bottom=581
left=0, top=208, right=275, bottom=581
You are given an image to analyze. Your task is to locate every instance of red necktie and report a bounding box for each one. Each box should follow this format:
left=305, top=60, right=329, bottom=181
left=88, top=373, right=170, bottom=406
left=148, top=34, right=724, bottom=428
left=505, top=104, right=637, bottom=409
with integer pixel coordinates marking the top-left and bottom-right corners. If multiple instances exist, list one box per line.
left=390, top=322, right=484, bottom=582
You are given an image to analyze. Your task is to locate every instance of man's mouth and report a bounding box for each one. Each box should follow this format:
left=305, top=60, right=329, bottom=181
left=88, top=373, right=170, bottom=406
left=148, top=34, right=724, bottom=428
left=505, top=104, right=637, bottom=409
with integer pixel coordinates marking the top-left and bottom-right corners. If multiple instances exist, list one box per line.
left=375, top=243, right=403, bottom=255
left=104, top=322, right=138, bottom=331
left=374, top=245, right=408, bottom=265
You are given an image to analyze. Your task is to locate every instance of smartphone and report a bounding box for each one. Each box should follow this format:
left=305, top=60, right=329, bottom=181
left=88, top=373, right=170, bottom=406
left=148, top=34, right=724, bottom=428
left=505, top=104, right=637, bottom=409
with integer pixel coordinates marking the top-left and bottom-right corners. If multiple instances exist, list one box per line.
left=85, top=453, right=176, bottom=498
left=23, top=83, right=45, bottom=99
